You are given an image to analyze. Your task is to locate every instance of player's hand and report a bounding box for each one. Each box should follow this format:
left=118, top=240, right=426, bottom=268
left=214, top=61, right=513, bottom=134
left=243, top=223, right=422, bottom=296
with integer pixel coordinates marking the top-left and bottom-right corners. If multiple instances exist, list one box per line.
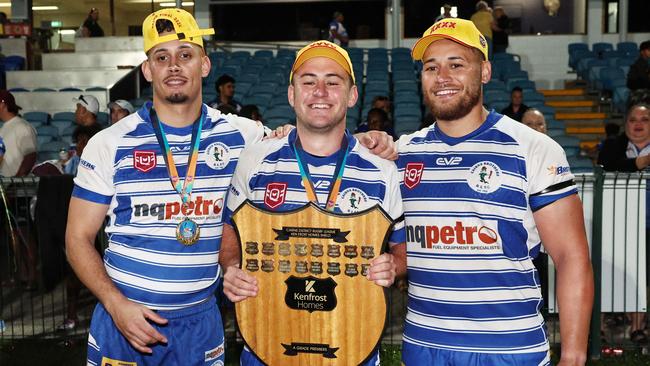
left=367, top=253, right=396, bottom=287
left=105, top=297, right=168, bottom=354
left=355, top=131, right=397, bottom=160
left=264, top=124, right=295, bottom=140
left=223, top=265, right=258, bottom=302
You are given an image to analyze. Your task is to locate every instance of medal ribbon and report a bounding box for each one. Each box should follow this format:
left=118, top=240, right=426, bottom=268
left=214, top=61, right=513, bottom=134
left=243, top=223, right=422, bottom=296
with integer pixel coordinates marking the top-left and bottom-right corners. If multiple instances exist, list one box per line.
left=292, top=134, right=349, bottom=211
left=150, top=108, right=204, bottom=207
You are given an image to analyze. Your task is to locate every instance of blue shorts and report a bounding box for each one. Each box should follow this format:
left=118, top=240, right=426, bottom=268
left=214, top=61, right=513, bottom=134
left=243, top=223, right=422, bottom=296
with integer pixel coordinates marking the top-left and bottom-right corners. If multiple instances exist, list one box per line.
left=86, top=296, right=225, bottom=366
left=401, top=342, right=550, bottom=366
left=240, top=345, right=380, bottom=366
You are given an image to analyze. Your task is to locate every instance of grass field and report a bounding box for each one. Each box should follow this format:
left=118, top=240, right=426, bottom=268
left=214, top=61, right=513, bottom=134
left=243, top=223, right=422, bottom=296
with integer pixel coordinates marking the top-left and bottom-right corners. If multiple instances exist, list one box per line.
left=2, top=340, right=650, bottom=365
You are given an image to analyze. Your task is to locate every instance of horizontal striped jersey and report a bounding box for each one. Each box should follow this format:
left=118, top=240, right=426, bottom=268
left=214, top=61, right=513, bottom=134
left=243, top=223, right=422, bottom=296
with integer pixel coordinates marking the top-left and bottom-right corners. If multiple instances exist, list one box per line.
left=73, top=103, right=265, bottom=310
left=396, top=111, right=577, bottom=354
left=225, top=128, right=406, bottom=245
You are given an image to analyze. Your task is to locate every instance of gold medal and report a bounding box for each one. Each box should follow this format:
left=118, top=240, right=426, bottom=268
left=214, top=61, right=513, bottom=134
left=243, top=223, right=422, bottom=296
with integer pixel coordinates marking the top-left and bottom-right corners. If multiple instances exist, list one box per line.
left=176, top=217, right=200, bottom=245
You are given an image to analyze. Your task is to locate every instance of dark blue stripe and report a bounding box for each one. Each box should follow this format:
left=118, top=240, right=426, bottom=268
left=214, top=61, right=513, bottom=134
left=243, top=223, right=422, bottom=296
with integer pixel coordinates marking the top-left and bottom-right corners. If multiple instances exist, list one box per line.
left=529, top=188, right=578, bottom=211
left=72, top=184, right=112, bottom=204
left=408, top=268, right=539, bottom=290
left=407, top=297, right=542, bottom=320
left=403, top=320, right=547, bottom=351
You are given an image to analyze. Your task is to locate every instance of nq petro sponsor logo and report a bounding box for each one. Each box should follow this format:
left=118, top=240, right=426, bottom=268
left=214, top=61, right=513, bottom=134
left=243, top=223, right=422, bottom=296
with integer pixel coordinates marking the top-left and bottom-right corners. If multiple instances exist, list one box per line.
left=406, top=221, right=498, bottom=248
left=133, top=196, right=223, bottom=220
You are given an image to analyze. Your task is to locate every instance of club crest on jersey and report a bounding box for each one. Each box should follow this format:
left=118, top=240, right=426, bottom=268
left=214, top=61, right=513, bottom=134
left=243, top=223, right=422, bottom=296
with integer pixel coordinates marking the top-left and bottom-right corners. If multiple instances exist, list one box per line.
left=467, top=161, right=502, bottom=194
left=265, top=182, right=287, bottom=209
left=338, top=187, right=370, bottom=213
left=204, top=142, right=231, bottom=170
left=133, top=150, right=156, bottom=173
left=404, top=162, right=424, bottom=189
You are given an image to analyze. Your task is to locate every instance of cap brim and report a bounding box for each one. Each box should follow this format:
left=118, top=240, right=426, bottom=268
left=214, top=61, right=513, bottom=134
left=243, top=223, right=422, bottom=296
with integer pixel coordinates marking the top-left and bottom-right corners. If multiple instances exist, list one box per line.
left=291, top=46, right=354, bottom=83
left=412, top=34, right=486, bottom=61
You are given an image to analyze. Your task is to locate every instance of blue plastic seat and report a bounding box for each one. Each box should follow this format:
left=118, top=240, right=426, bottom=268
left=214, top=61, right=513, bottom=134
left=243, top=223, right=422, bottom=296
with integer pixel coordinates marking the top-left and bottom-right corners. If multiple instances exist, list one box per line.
left=24, top=111, right=50, bottom=125
left=36, top=125, right=59, bottom=137
left=40, top=140, right=68, bottom=153
left=616, top=42, right=637, bottom=54
left=592, top=42, right=614, bottom=57
left=52, top=111, right=76, bottom=122
left=50, top=119, right=74, bottom=134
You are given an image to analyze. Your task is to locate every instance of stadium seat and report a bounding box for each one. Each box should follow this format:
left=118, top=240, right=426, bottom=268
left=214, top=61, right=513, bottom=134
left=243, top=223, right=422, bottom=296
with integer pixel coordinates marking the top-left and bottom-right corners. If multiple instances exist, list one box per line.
left=600, top=67, right=626, bottom=92
left=36, top=125, right=59, bottom=137
left=264, top=106, right=295, bottom=121
left=4, top=55, right=25, bottom=71
left=37, top=135, right=53, bottom=145
left=40, top=140, right=67, bottom=153
left=553, top=135, right=581, bottom=157
left=59, top=87, right=83, bottom=92
left=52, top=111, right=75, bottom=122
left=616, top=41, right=637, bottom=54
left=97, top=112, right=110, bottom=125
left=50, top=119, right=74, bottom=135
left=394, top=93, right=420, bottom=104
left=567, top=156, right=594, bottom=173
left=24, top=111, right=50, bottom=125
left=33, top=87, right=56, bottom=92
left=592, top=42, right=614, bottom=56
left=243, top=95, right=272, bottom=109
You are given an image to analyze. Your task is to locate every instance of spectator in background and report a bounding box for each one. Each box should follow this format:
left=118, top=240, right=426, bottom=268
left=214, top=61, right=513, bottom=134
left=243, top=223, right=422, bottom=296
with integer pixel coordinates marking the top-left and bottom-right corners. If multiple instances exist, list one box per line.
left=597, top=103, right=650, bottom=344
left=108, top=99, right=135, bottom=124
left=521, top=108, right=547, bottom=134
left=328, top=11, right=349, bottom=47
left=239, top=104, right=263, bottom=122
left=64, top=125, right=100, bottom=176
left=470, top=1, right=495, bottom=60
left=0, top=90, right=36, bottom=177
left=74, top=94, right=101, bottom=129
left=372, top=95, right=391, bottom=116
left=57, top=124, right=101, bottom=331
left=217, top=103, right=238, bottom=116
left=0, top=136, right=4, bottom=166
left=501, top=86, right=529, bottom=122
left=434, top=4, right=453, bottom=23
left=355, top=108, right=396, bottom=139
left=627, top=41, right=650, bottom=106
left=80, top=7, right=104, bottom=37
left=212, top=74, right=242, bottom=113
left=492, top=7, right=510, bottom=54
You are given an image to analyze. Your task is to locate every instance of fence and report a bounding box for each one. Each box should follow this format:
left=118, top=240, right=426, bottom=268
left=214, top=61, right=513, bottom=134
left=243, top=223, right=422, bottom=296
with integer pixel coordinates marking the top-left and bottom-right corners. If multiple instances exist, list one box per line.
left=0, top=170, right=647, bottom=359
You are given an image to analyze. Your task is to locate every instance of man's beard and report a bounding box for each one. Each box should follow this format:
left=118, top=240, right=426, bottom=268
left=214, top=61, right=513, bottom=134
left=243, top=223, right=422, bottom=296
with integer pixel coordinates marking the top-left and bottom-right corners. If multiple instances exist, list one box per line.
left=425, top=81, right=482, bottom=121
left=165, top=93, right=189, bottom=104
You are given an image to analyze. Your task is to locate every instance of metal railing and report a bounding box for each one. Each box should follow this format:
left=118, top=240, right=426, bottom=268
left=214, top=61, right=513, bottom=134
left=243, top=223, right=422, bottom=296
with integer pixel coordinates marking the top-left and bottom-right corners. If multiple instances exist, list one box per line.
left=1, top=170, right=647, bottom=361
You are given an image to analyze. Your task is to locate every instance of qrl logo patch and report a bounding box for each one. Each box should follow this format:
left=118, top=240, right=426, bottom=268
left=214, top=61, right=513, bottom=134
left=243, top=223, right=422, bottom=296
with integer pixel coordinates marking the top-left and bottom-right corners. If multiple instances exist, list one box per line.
left=264, top=182, right=287, bottom=209
left=404, top=162, right=424, bottom=189
left=133, top=150, right=156, bottom=173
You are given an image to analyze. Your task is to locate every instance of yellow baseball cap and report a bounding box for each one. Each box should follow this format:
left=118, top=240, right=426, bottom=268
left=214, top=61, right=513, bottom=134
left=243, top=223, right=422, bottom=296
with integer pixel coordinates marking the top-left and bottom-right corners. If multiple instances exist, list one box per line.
left=290, top=40, right=355, bottom=84
left=411, top=18, right=488, bottom=61
left=142, top=8, right=215, bottom=54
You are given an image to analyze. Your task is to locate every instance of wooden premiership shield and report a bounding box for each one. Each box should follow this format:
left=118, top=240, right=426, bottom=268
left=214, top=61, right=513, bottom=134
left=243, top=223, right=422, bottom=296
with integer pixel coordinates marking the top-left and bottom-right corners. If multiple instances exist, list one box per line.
left=231, top=200, right=393, bottom=366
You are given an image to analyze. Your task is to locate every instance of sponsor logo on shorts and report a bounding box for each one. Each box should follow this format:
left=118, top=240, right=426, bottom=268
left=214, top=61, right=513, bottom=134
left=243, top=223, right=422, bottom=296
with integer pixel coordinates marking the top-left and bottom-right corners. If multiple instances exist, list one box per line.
left=264, top=182, right=287, bottom=209
left=133, top=150, right=156, bottom=173
left=547, top=165, right=571, bottom=176
left=205, top=342, right=224, bottom=362
left=100, top=356, right=136, bottom=366
left=406, top=218, right=502, bottom=254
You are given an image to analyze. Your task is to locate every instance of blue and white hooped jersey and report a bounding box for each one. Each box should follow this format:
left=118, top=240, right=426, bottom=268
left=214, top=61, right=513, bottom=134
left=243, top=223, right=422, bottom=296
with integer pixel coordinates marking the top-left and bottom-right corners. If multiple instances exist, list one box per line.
left=73, top=102, right=265, bottom=310
left=0, top=135, right=5, bottom=155
left=396, top=111, right=577, bottom=354
left=225, top=128, right=406, bottom=245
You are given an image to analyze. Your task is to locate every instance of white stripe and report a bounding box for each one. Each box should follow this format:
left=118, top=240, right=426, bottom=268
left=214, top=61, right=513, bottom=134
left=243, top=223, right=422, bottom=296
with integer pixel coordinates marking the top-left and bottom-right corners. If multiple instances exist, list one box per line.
left=402, top=334, right=549, bottom=354
left=106, top=264, right=217, bottom=293
left=108, top=245, right=218, bottom=266
left=87, top=333, right=99, bottom=351
left=406, top=309, right=544, bottom=333
left=407, top=255, right=535, bottom=272
left=409, top=283, right=540, bottom=303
